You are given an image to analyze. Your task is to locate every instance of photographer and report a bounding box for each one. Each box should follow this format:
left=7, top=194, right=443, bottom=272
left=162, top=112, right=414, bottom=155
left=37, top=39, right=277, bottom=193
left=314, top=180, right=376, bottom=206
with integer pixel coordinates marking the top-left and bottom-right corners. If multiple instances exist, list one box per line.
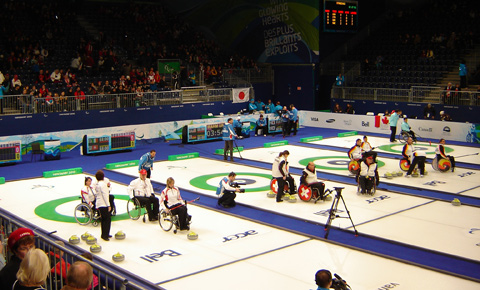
left=216, top=172, right=242, bottom=208
left=315, top=269, right=332, bottom=290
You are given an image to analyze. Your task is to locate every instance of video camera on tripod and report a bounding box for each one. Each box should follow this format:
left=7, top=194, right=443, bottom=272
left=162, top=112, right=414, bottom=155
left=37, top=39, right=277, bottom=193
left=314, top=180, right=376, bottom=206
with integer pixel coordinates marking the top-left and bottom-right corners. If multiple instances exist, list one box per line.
left=331, top=273, right=351, bottom=290
left=232, top=182, right=246, bottom=193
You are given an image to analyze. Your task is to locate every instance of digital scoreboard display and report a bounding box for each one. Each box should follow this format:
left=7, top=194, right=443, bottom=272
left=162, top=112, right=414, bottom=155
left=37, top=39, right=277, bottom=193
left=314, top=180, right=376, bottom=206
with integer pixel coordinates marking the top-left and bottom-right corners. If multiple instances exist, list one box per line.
left=84, top=132, right=135, bottom=155
left=324, top=0, right=358, bottom=33
left=0, top=141, right=21, bottom=164
left=183, top=123, right=223, bottom=143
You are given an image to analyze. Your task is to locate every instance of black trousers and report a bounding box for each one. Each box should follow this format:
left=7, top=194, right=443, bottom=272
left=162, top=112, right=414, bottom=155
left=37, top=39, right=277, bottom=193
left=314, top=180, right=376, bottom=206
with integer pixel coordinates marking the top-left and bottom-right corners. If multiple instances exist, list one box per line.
left=358, top=176, right=374, bottom=193
left=308, top=182, right=325, bottom=198
left=98, top=206, right=111, bottom=239
left=255, top=125, right=267, bottom=135
left=289, top=120, right=297, bottom=135
left=171, top=204, right=189, bottom=230
left=407, top=156, right=426, bottom=175
left=282, top=121, right=289, bottom=137
left=390, top=126, right=397, bottom=141
left=276, top=176, right=295, bottom=201
left=218, top=191, right=236, bottom=207
left=135, top=195, right=159, bottom=219
left=224, top=140, right=233, bottom=160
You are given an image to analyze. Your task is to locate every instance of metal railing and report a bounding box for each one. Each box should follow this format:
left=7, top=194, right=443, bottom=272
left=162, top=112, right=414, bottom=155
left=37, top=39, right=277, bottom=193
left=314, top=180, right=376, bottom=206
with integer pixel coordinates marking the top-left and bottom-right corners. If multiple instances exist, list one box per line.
left=0, top=88, right=234, bottom=115
left=0, top=208, right=162, bottom=290
left=331, top=86, right=480, bottom=106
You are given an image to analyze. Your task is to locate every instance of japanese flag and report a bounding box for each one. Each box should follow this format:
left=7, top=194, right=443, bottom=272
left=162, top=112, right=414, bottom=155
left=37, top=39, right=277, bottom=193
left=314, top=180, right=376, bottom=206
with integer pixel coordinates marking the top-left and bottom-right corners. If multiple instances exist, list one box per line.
left=232, top=88, right=249, bottom=103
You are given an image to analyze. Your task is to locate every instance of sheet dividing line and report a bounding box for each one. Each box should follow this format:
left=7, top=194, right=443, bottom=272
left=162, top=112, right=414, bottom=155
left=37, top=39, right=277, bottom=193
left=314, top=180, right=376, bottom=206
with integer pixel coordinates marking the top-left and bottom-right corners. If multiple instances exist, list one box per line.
left=155, top=238, right=312, bottom=285
left=457, top=184, right=480, bottom=195
left=345, top=200, right=437, bottom=229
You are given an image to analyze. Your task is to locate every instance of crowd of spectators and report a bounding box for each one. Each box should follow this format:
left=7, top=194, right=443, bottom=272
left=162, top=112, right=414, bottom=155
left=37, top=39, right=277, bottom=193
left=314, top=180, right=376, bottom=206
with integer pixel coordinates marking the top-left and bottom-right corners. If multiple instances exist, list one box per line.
left=0, top=0, right=260, bottom=114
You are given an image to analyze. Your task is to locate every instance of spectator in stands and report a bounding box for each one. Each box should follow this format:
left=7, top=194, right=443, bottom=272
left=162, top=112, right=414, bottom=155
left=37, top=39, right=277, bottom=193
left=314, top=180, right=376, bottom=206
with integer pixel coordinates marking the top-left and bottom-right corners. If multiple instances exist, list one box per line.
left=439, top=111, right=452, bottom=121
left=363, top=58, right=371, bottom=72
left=459, top=61, right=468, bottom=88
left=12, top=248, right=50, bottom=290
left=426, top=49, right=435, bottom=60
left=188, top=70, right=196, bottom=86
left=0, top=83, right=8, bottom=114
left=11, top=75, right=22, bottom=88
left=0, top=228, right=35, bottom=290
left=345, top=103, right=354, bottom=114
left=0, top=237, right=4, bottom=270
left=62, top=261, right=93, bottom=290
left=50, top=69, right=62, bottom=83
left=375, top=55, right=384, bottom=69
left=335, top=73, right=344, bottom=86
left=0, top=71, right=5, bottom=85
left=423, top=103, right=436, bottom=119
left=453, top=83, right=461, bottom=104
left=443, top=82, right=454, bottom=104
left=333, top=103, right=343, bottom=113
left=50, top=240, right=70, bottom=288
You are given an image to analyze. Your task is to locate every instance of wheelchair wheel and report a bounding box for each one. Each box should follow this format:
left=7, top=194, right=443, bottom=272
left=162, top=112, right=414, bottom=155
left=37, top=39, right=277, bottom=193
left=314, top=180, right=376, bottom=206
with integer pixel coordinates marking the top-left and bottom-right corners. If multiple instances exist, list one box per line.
left=348, top=160, right=360, bottom=175
left=158, top=209, right=174, bottom=232
left=74, top=203, right=93, bottom=225
left=398, top=131, right=409, bottom=144
left=399, top=158, right=410, bottom=172
left=270, top=179, right=289, bottom=195
left=298, top=184, right=312, bottom=201
left=127, top=198, right=141, bottom=220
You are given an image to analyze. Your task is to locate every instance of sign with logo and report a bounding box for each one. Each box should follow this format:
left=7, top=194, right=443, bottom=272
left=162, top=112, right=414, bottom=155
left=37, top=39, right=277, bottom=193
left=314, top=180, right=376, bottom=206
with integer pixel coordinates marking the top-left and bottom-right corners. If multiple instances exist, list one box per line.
left=140, top=250, right=181, bottom=263
left=222, top=230, right=258, bottom=243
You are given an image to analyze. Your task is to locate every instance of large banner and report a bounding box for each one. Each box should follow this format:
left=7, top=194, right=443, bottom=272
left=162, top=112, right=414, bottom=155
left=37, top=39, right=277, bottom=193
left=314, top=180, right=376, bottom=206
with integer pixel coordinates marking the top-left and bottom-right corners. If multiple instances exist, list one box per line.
left=301, top=111, right=480, bottom=143
left=182, top=0, right=319, bottom=63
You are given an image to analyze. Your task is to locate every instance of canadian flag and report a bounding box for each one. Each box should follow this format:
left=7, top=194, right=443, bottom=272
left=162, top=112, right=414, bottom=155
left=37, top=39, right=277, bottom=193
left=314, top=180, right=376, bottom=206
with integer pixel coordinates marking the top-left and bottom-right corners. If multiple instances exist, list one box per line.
left=232, top=88, right=249, bottom=103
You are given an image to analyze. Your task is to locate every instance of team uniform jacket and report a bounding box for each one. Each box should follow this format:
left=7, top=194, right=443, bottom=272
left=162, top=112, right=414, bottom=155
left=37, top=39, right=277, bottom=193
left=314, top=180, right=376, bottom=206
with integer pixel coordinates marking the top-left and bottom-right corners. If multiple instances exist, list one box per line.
left=348, top=145, right=362, bottom=160
left=81, top=185, right=96, bottom=206
left=138, top=152, right=155, bottom=171
left=402, top=144, right=416, bottom=161
left=127, top=177, right=154, bottom=198
left=358, top=160, right=379, bottom=178
left=222, top=122, right=236, bottom=141
left=300, top=167, right=318, bottom=185
left=95, top=180, right=110, bottom=208
left=161, top=186, right=183, bottom=208
left=435, top=144, right=448, bottom=158
left=272, top=157, right=282, bottom=178
left=216, top=177, right=237, bottom=197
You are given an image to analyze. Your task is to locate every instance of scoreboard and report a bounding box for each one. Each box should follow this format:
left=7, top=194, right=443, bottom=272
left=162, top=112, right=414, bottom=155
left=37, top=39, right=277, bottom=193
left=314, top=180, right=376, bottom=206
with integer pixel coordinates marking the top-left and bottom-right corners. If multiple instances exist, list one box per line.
left=324, top=0, right=358, bottom=33
left=182, top=122, right=224, bottom=143
left=0, top=141, right=21, bottom=164
left=83, top=132, right=135, bottom=155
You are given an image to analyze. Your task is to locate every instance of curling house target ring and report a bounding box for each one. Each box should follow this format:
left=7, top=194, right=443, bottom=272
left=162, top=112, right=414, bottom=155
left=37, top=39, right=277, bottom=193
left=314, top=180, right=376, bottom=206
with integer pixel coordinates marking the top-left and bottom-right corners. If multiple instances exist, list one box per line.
left=190, top=172, right=272, bottom=192
left=377, top=144, right=453, bottom=155
left=298, top=156, right=385, bottom=170
left=35, top=195, right=131, bottom=223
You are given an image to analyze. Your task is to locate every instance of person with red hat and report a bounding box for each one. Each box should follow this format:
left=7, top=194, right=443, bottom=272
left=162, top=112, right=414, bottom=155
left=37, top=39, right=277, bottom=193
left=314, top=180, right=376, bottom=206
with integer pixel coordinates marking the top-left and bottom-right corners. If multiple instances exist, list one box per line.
left=127, top=169, right=159, bottom=221
left=0, top=228, right=35, bottom=289
left=356, top=155, right=379, bottom=194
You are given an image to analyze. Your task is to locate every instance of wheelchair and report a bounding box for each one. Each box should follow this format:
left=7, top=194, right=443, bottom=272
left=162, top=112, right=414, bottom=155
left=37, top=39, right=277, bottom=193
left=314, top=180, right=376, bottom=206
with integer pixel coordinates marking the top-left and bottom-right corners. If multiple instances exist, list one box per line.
left=348, top=159, right=360, bottom=175
left=399, top=131, right=418, bottom=143
left=126, top=197, right=151, bottom=223
left=431, top=156, right=452, bottom=172
left=357, top=176, right=377, bottom=195
left=399, top=157, right=411, bottom=172
left=298, top=184, right=332, bottom=203
left=158, top=208, right=192, bottom=234
left=74, top=198, right=100, bottom=226
left=269, top=178, right=296, bottom=199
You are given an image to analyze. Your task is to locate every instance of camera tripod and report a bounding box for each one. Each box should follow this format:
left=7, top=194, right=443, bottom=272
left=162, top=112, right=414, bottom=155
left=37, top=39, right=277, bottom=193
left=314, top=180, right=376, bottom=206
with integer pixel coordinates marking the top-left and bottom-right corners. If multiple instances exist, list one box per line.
left=324, top=187, right=358, bottom=239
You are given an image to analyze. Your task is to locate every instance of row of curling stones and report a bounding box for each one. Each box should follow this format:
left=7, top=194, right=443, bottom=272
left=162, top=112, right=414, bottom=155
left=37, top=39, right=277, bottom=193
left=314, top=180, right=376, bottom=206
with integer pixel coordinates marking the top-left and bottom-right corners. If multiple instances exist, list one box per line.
left=384, top=170, right=428, bottom=179
left=267, top=191, right=297, bottom=202
left=68, top=231, right=126, bottom=261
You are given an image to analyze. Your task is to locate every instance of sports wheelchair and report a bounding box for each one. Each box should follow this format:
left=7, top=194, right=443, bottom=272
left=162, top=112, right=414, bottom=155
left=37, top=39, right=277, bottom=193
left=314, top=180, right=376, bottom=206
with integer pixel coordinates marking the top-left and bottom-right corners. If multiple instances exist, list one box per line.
left=269, top=178, right=296, bottom=199
left=74, top=198, right=100, bottom=226
left=399, top=130, right=418, bottom=143
left=348, top=159, right=360, bottom=175
left=431, top=156, right=452, bottom=172
left=126, top=197, right=159, bottom=223
left=298, top=184, right=333, bottom=203
left=158, top=208, right=192, bottom=234
left=356, top=176, right=377, bottom=195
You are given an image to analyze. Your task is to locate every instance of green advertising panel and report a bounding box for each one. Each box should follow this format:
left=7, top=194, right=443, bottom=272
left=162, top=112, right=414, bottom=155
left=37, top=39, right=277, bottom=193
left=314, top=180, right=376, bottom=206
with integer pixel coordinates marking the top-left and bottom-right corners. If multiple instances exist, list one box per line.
left=157, top=59, right=181, bottom=74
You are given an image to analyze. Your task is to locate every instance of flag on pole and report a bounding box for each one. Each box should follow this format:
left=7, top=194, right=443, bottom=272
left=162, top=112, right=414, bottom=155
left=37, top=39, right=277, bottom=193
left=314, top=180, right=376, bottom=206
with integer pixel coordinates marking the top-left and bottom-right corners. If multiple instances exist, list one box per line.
left=232, top=88, right=249, bottom=103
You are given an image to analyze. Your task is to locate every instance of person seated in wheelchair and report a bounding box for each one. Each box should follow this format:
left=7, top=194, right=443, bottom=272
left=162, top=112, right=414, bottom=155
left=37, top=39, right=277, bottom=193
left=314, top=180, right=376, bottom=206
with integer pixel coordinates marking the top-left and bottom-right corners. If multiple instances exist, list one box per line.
left=348, top=139, right=363, bottom=161
left=272, top=150, right=296, bottom=202
left=361, top=135, right=377, bottom=161
left=81, top=177, right=96, bottom=208
left=402, top=137, right=426, bottom=177
left=127, top=169, right=160, bottom=222
left=160, top=177, right=191, bottom=231
left=356, top=156, right=379, bottom=194
left=435, top=138, right=456, bottom=172
left=300, top=162, right=327, bottom=200
left=401, top=117, right=416, bottom=142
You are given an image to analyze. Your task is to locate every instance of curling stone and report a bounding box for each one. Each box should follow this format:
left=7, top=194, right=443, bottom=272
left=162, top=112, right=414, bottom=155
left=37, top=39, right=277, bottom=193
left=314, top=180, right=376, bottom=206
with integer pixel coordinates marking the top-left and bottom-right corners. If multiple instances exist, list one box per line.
left=412, top=172, right=419, bottom=177
left=288, top=195, right=297, bottom=203
left=112, top=252, right=125, bottom=262
left=384, top=172, right=393, bottom=179
left=86, top=236, right=97, bottom=245
left=282, top=194, right=291, bottom=201
left=81, top=232, right=91, bottom=241
left=90, top=243, right=102, bottom=253
left=267, top=191, right=276, bottom=198
left=115, top=231, right=126, bottom=240
left=324, top=194, right=333, bottom=201
left=69, top=235, right=80, bottom=245
left=423, top=171, right=428, bottom=176
left=396, top=171, right=404, bottom=177
left=187, top=231, right=199, bottom=240
left=451, top=198, right=461, bottom=206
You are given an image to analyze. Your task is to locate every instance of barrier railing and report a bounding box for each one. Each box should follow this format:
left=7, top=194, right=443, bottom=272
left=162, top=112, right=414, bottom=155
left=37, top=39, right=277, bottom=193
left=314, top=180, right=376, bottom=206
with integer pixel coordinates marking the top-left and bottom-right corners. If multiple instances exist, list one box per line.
left=0, top=207, right=163, bottom=290
left=331, top=86, right=480, bottom=106
left=0, top=88, right=234, bottom=115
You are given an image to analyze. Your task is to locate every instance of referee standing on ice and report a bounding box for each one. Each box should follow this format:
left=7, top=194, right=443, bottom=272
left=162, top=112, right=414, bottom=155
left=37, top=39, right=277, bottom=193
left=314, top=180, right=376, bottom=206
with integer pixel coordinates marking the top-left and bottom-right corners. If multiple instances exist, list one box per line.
left=222, top=118, right=237, bottom=162
left=139, top=149, right=156, bottom=178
